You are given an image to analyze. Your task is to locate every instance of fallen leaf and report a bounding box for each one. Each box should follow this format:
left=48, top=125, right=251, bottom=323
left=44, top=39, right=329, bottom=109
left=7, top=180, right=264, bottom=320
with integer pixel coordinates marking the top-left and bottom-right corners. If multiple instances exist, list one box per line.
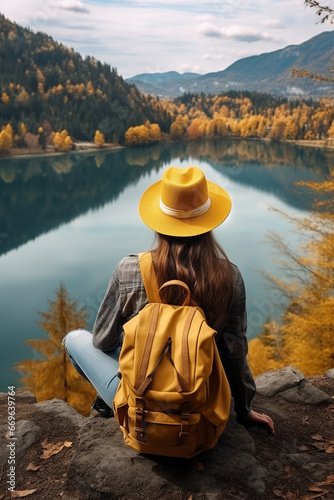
left=315, top=475, right=334, bottom=486
left=311, top=434, right=324, bottom=441
left=284, top=465, right=294, bottom=478
left=308, top=485, right=323, bottom=492
left=10, top=489, right=37, bottom=498
left=284, top=491, right=300, bottom=500
left=0, top=494, right=5, bottom=499
left=272, top=489, right=299, bottom=500
left=40, top=440, right=65, bottom=459
left=26, top=463, right=40, bottom=472
left=285, top=492, right=299, bottom=500
left=302, top=491, right=328, bottom=500
left=310, top=441, right=326, bottom=451
left=299, top=445, right=309, bottom=451
left=310, top=438, right=334, bottom=453
left=64, top=441, right=72, bottom=448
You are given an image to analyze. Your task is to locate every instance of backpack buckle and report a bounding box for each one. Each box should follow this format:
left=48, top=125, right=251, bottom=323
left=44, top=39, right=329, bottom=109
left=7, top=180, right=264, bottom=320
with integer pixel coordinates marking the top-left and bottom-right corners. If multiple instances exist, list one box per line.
left=178, top=402, right=191, bottom=444
left=135, top=397, right=145, bottom=442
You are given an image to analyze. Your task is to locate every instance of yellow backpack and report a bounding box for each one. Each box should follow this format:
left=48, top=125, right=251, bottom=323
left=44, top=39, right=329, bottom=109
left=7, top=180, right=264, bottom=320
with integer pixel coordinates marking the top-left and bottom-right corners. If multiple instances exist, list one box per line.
left=113, top=252, right=231, bottom=458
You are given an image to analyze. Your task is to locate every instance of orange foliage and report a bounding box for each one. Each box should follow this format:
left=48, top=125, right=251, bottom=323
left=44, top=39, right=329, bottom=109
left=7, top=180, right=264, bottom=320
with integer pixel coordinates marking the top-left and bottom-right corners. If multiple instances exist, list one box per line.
left=15, top=284, right=96, bottom=416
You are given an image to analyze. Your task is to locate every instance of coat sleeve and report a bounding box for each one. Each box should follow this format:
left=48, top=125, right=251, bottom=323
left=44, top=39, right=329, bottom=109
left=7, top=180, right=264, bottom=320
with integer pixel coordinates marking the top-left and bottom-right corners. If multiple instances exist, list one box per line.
left=92, top=255, right=148, bottom=352
left=216, top=268, right=256, bottom=420
left=92, top=265, right=124, bottom=352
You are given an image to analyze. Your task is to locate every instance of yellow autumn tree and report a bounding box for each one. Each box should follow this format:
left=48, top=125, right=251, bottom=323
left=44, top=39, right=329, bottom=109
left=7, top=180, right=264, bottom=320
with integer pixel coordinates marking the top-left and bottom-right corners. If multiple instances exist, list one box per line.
left=124, top=127, right=137, bottom=146
left=148, top=123, right=162, bottom=143
left=19, top=122, right=27, bottom=136
left=187, top=118, right=205, bottom=140
left=248, top=322, right=284, bottom=377
left=248, top=171, right=334, bottom=376
left=1, top=92, right=10, bottom=104
left=169, top=120, right=185, bottom=141
left=205, top=119, right=216, bottom=138
left=239, top=116, right=264, bottom=138
left=36, top=69, right=45, bottom=94
left=327, top=119, right=334, bottom=138
left=16, top=88, right=30, bottom=106
left=125, top=124, right=152, bottom=146
left=86, top=81, right=94, bottom=95
left=136, top=124, right=150, bottom=145
left=269, top=116, right=287, bottom=141
left=283, top=115, right=299, bottom=140
left=53, top=130, right=73, bottom=152
left=94, top=129, right=105, bottom=147
left=215, top=117, right=229, bottom=137
left=205, top=117, right=229, bottom=138
left=0, top=124, right=13, bottom=153
left=15, top=284, right=96, bottom=416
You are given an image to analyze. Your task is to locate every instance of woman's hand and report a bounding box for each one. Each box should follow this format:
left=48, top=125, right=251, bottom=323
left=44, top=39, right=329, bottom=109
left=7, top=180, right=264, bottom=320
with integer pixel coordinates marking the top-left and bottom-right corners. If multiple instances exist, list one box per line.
left=244, top=410, right=275, bottom=434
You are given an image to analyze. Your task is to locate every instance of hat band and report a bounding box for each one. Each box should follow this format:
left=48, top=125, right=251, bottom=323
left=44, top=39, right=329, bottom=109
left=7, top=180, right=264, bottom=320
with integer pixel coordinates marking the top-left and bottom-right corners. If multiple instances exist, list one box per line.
left=159, top=197, right=211, bottom=219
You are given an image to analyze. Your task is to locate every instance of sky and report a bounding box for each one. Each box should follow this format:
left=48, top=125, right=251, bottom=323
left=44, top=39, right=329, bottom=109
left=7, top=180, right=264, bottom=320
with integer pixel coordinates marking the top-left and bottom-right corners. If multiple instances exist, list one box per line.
left=0, top=0, right=331, bottom=79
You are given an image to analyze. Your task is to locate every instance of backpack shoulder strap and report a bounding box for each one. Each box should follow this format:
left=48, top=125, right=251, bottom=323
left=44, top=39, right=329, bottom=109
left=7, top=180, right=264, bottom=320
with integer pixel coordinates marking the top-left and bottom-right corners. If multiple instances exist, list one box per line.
left=138, top=251, right=161, bottom=304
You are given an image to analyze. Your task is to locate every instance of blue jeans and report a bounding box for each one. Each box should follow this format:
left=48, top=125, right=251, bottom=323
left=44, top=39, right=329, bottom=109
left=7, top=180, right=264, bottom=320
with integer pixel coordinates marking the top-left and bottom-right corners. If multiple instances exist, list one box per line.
left=63, top=329, right=120, bottom=407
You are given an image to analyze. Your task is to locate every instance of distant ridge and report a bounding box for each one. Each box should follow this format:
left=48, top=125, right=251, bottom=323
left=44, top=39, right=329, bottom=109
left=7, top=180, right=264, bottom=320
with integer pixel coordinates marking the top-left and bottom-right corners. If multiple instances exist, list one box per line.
left=0, top=13, right=171, bottom=141
left=126, top=71, right=200, bottom=97
left=126, top=31, right=334, bottom=98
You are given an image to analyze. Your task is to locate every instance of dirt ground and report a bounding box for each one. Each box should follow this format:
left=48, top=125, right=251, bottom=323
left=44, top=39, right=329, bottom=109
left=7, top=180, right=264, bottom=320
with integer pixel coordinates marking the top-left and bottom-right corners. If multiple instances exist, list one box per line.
left=0, top=375, right=333, bottom=500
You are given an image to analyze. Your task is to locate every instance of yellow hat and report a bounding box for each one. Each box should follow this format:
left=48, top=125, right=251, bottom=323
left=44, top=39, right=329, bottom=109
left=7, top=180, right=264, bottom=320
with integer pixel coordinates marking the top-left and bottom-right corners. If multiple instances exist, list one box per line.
left=139, top=166, right=232, bottom=237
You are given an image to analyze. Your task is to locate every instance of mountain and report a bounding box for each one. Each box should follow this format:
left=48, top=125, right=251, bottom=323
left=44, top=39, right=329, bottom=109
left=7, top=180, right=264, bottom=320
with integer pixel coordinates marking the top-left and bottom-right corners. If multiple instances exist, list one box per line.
left=127, top=31, right=334, bottom=98
left=0, top=14, right=171, bottom=142
left=126, top=71, right=200, bottom=97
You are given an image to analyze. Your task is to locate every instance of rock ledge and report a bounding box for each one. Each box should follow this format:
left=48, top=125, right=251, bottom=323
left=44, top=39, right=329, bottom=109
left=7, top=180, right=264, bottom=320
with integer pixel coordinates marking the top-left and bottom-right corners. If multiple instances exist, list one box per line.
left=0, top=368, right=333, bottom=500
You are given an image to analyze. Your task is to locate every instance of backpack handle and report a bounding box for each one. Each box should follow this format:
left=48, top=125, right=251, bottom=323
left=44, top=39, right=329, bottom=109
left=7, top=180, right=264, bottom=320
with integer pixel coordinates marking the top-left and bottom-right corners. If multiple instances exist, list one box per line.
left=159, top=280, right=191, bottom=306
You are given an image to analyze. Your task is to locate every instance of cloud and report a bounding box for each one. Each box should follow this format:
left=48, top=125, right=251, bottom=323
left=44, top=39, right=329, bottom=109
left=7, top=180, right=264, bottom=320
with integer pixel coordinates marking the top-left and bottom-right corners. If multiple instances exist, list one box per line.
left=174, top=63, right=201, bottom=74
left=200, top=53, right=223, bottom=60
left=262, top=19, right=285, bottom=29
left=0, top=0, right=327, bottom=78
left=198, top=23, right=280, bottom=43
left=197, top=23, right=222, bottom=38
left=224, top=26, right=275, bottom=43
left=58, top=0, right=90, bottom=14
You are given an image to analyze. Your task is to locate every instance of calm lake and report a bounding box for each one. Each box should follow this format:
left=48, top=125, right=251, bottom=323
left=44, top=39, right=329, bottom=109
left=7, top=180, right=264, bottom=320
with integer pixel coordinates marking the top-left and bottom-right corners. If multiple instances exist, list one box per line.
left=0, top=138, right=332, bottom=391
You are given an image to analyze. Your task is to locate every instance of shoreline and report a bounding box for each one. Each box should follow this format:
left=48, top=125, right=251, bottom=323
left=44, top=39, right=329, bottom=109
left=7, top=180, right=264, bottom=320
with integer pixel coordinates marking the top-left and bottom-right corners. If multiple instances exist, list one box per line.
left=0, top=142, right=124, bottom=161
left=287, top=138, right=334, bottom=150
left=1, top=138, right=334, bottom=161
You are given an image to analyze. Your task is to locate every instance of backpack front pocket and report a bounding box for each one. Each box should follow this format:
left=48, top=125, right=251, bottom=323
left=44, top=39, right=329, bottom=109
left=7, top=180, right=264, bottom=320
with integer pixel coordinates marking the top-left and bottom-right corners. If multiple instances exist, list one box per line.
left=128, top=407, right=201, bottom=447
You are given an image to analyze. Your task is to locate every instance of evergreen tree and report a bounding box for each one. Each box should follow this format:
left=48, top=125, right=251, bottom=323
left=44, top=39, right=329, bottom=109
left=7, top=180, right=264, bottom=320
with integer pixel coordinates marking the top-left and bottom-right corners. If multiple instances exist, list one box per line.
left=94, top=129, right=105, bottom=147
left=248, top=173, right=334, bottom=376
left=15, top=284, right=96, bottom=416
left=0, top=14, right=171, bottom=143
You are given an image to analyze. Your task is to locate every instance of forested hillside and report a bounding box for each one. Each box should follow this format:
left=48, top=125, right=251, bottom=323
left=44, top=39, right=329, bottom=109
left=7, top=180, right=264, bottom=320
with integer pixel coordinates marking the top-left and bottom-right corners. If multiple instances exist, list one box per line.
left=0, top=14, right=171, bottom=143
left=163, top=91, right=334, bottom=143
left=1, top=14, right=334, bottom=152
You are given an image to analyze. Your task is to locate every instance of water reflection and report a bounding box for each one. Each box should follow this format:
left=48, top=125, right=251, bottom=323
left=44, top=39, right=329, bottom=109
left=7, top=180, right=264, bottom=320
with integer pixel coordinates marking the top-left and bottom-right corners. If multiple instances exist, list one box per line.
left=1, top=138, right=333, bottom=391
left=1, top=139, right=331, bottom=257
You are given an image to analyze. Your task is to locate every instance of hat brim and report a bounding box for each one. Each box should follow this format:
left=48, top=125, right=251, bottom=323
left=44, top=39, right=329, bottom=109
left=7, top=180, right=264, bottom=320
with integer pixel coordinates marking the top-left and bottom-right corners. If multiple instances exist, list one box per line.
left=139, top=179, right=232, bottom=237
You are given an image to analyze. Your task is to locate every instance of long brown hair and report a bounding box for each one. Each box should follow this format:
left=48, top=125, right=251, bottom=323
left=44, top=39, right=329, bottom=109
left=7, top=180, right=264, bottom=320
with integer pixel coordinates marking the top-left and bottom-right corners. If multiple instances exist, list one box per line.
left=152, top=232, right=235, bottom=327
